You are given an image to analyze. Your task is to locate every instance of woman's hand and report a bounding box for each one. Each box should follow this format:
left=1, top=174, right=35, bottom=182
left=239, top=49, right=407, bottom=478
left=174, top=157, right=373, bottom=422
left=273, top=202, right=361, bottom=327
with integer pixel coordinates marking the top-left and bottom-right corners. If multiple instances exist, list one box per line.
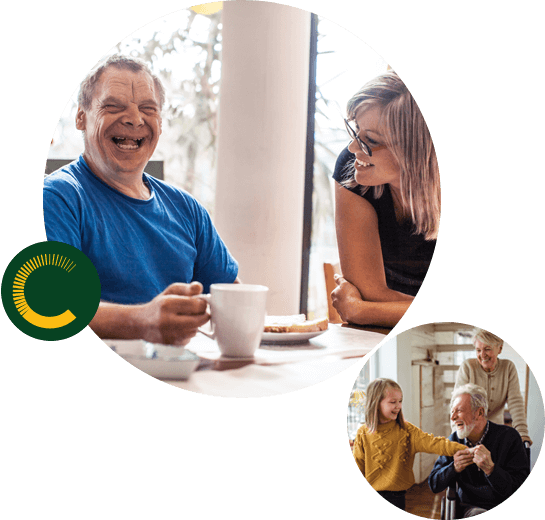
left=330, top=273, right=412, bottom=328
left=331, top=274, right=364, bottom=323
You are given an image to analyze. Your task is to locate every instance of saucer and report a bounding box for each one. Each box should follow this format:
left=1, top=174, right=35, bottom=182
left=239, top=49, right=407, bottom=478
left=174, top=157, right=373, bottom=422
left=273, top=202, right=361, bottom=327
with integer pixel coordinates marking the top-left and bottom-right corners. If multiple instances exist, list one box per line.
left=260, top=329, right=327, bottom=345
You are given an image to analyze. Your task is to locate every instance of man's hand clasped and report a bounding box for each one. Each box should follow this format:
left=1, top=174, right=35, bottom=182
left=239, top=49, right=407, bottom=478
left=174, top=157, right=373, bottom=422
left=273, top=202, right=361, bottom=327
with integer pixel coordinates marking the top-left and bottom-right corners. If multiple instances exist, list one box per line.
left=453, top=446, right=494, bottom=476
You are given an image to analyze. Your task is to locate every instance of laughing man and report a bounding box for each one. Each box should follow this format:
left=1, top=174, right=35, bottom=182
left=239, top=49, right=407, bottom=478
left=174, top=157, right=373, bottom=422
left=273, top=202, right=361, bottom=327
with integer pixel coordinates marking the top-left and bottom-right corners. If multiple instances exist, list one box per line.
left=43, top=55, right=239, bottom=345
left=428, top=383, right=529, bottom=517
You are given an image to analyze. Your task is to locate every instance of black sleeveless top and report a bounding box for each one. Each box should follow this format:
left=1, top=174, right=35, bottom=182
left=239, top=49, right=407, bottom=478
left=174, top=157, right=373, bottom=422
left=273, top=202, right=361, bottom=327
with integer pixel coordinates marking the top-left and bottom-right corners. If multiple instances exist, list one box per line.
left=332, top=146, right=435, bottom=297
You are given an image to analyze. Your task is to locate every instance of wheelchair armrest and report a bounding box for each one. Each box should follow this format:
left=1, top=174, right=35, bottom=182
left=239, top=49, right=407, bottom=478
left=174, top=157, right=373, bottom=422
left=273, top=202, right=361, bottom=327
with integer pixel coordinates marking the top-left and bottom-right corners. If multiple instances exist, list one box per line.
left=446, top=483, right=457, bottom=500
left=441, top=483, right=458, bottom=520
left=524, top=441, right=531, bottom=465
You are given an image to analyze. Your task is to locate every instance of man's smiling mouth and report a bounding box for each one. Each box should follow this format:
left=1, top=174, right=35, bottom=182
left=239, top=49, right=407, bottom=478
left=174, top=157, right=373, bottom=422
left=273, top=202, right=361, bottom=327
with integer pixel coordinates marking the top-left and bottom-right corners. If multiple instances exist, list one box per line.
left=112, top=137, right=145, bottom=150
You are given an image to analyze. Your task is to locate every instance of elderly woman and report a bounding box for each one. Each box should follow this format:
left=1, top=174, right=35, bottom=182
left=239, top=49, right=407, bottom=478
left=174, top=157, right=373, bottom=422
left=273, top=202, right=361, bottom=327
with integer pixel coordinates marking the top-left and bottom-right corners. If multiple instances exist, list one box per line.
left=454, top=329, right=531, bottom=444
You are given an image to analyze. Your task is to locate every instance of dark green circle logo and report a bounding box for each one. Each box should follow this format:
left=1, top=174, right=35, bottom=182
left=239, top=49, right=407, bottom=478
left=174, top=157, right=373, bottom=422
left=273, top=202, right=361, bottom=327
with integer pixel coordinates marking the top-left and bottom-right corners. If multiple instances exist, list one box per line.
left=2, top=241, right=101, bottom=341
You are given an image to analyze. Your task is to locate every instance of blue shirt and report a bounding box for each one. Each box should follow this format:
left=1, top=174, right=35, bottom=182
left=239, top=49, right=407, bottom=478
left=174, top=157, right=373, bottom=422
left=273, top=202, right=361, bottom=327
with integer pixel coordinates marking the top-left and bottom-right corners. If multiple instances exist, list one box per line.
left=43, top=156, right=238, bottom=304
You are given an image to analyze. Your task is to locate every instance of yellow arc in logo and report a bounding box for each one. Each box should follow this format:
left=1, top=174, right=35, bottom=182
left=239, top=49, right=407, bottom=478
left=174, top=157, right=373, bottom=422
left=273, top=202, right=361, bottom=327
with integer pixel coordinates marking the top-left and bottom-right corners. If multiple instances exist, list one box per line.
left=20, top=307, right=76, bottom=328
left=12, top=254, right=77, bottom=329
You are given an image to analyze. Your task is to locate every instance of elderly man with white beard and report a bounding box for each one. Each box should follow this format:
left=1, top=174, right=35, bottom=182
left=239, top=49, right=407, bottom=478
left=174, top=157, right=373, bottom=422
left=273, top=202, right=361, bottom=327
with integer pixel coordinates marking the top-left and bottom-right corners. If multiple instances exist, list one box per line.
left=428, top=384, right=530, bottom=517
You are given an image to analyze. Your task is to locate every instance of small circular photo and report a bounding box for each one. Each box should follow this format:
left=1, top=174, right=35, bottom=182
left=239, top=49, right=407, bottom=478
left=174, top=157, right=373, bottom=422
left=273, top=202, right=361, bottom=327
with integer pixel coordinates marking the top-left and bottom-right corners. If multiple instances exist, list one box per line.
left=347, top=322, right=544, bottom=518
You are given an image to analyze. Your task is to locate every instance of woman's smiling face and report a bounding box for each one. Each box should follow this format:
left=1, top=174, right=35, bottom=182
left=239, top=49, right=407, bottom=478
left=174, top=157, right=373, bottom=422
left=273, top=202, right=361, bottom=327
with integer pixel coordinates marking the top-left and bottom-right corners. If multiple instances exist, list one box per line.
left=475, top=339, right=502, bottom=373
left=347, top=105, right=401, bottom=189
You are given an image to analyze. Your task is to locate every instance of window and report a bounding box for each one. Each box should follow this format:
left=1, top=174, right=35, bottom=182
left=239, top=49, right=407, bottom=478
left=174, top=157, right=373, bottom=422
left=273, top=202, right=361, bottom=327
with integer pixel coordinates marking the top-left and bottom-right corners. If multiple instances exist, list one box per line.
left=452, top=330, right=475, bottom=365
left=347, top=361, right=371, bottom=441
left=307, top=18, right=387, bottom=318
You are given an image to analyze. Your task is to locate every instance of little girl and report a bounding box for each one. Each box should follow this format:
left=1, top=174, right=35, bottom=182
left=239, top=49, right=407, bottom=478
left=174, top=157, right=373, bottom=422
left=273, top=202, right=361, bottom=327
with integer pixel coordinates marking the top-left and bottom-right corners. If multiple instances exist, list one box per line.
left=352, top=378, right=469, bottom=510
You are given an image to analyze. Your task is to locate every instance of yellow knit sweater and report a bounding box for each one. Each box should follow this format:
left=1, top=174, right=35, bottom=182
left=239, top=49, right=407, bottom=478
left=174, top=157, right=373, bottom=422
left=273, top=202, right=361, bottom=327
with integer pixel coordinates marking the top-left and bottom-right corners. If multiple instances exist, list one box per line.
left=352, top=421, right=466, bottom=492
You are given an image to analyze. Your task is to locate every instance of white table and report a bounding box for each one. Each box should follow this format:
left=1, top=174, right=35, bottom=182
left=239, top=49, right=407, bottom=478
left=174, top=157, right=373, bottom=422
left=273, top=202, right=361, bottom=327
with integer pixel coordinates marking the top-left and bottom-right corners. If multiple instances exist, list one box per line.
left=107, top=324, right=386, bottom=397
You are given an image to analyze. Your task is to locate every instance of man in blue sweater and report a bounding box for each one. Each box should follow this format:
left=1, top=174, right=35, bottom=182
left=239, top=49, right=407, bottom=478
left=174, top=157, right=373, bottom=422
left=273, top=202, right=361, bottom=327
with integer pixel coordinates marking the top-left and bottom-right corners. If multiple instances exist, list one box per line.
left=428, top=384, right=529, bottom=517
left=44, top=55, right=239, bottom=345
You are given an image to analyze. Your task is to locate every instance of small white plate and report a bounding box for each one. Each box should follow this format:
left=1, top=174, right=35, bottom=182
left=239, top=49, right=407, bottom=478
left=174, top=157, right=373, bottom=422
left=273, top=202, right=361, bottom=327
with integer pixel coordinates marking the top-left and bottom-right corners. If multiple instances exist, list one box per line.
left=120, top=353, right=200, bottom=380
left=261, top=329, right=327, bottom=345
left=106, top=340, right=200, bottom=380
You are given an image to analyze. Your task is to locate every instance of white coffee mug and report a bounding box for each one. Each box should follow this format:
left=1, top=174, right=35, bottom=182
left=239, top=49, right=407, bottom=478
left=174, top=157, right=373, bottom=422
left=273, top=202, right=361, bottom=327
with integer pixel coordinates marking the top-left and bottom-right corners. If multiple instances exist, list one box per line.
left=198, top=284, right=269, bottom=357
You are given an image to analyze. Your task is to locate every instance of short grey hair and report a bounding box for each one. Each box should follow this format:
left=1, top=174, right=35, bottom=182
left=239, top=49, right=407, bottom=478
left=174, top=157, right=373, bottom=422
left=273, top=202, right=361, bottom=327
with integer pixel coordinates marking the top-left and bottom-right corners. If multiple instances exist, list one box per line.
left=472, top=328, right=503, bottom=349
left=451, top=383, right=488, bottom=417
left=78, top=54, right=165, bottom=111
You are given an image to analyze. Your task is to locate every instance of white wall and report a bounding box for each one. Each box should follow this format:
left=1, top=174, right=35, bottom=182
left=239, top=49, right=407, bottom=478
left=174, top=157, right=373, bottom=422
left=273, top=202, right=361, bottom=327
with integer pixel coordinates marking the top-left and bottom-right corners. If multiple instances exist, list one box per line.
left=214, top=1, right=311, bottom=315
left=372, top=325, right=435, bottom=425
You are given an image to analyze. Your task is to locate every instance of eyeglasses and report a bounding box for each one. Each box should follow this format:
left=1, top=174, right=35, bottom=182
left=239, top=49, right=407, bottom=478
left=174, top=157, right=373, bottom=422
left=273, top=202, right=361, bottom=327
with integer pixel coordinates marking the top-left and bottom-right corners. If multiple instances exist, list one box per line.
left=344, top=119, right=387, bottom=157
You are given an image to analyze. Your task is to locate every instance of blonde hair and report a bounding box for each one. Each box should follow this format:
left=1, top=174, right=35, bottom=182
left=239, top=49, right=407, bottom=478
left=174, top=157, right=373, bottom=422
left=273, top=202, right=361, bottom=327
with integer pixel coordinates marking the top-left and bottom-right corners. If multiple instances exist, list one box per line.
left=472, top=328, right=503, bottom=349
left=342, top=71, right=440, bottom=240
left=365, top=378, right=406, bottom=433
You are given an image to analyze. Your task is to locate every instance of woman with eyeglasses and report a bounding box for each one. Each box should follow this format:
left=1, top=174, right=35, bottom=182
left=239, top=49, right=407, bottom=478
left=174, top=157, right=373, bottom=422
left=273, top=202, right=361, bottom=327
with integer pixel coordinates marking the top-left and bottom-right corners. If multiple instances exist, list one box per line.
left=331, top=71, right=439, bottom=328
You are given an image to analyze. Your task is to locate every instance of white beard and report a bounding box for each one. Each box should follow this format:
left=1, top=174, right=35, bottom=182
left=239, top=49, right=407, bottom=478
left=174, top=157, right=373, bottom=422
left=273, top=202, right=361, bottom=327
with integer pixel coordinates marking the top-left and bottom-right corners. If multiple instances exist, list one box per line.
left=455, top=420, right=476, bottom=439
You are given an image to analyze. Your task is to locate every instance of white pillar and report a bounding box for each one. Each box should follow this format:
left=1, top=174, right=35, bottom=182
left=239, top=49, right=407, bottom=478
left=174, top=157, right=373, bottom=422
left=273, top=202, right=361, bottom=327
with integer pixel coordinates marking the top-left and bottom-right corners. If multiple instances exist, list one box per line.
left=214, top=1, right=311, bottom=315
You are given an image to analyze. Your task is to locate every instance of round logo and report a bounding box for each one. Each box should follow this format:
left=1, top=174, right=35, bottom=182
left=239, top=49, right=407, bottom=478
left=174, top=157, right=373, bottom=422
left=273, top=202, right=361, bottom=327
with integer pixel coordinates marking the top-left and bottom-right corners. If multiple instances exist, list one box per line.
left=2, top=241, right=101, bottom=341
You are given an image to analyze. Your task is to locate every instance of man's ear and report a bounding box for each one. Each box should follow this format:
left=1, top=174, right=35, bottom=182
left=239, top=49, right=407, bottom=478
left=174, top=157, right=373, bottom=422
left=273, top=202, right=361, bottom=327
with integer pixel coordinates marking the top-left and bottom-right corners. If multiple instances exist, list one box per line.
left=75, top=107, right=86, bottom=131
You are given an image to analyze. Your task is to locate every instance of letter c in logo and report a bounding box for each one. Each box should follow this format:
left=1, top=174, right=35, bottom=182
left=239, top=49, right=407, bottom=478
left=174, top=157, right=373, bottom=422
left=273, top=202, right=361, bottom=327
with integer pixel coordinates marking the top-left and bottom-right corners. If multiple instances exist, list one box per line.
left=13, top=255, right=77, bottom=328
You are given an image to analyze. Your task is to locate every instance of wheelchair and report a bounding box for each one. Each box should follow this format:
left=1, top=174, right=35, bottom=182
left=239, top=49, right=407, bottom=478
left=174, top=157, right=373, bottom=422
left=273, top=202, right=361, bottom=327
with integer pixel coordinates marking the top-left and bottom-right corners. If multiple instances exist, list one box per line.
left=440, top=441, right=530, bottom=519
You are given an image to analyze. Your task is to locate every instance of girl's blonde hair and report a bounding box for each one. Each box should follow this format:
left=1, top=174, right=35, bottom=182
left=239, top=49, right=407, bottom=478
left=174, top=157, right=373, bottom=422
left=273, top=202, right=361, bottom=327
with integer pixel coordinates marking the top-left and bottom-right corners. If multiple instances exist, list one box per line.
left=342, top=70, right=440, bottom=240
left=365, top=378, right=406, bottom=433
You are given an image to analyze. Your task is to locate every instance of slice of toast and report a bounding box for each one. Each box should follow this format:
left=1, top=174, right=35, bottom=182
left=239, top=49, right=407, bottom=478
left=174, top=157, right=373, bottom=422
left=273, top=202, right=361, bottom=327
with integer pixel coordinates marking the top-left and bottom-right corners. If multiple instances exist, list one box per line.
left=264, top=315, right=329, bottom=333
